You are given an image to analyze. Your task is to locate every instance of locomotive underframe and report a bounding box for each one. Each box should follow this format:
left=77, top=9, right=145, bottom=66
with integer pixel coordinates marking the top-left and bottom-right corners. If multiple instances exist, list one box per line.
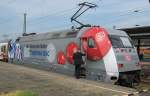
left=116, top=70, right=141, bottom=87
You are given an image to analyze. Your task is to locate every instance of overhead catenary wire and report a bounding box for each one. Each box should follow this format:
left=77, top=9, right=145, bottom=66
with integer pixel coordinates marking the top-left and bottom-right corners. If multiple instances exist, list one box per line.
left=83, top=0, right=150, bottom=20
left=100, top=8, right=150, bottom=25
left=0, top=0, right=149, bottom=31
left=0, top=7, right=77, bottom=26
left=93, top=0, right=150, bottom=25
left=78, top=5, right=150, bottom=26
left=26, top=7, right=78, bottom=31
left=27, top=1, right=100, bottom=30
left=27, top=0, right=99, bottom=26
left=21, top=9, right=150, bottom=33
left=28, top=7, right=78, bottom=24
left=27, top=1, right=149, bottom=30
left=0, top=9, right=149, bottom=28
left=89, top=4, right=150, bottom=22
left=0, top=0, right=148, bottom=25
left=1, top=0, right=150, bottom=41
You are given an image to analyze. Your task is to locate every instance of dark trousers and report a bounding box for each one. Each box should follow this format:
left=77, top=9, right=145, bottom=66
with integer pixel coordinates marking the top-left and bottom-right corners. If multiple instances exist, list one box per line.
left=75, top=65, right=81, bottom=78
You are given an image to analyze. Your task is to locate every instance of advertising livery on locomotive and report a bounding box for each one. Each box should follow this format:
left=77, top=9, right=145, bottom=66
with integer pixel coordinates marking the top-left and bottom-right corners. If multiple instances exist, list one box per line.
left=15, top=26, right=141, bottom=87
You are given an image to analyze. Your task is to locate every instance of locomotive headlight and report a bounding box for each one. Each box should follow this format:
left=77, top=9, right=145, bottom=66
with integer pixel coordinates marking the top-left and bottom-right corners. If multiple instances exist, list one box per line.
left=118, top=63, right=124, bottom=69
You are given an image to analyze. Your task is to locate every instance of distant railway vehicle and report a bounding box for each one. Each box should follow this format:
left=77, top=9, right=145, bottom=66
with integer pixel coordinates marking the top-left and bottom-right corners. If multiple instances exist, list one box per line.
left=14, top=26, right=141, bottom=87
left=0, top=42, right=8, bottom=62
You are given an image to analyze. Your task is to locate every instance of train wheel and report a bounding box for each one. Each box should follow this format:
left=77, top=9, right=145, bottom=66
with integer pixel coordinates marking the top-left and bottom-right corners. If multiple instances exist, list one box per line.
left=128, top=80, right=134, bottom=88
left=133, top=75, right=141, bottom=86
left=128, top=75, right=140, bottom=88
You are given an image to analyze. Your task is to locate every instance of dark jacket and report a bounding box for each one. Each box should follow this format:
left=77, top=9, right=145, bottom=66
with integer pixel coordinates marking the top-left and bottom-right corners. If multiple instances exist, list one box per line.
left=73, top=52, right=85, bottom=66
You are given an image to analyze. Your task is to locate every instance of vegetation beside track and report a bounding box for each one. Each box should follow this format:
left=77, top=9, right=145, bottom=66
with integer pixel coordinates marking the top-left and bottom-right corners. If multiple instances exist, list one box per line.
left=0, top=90, right=38, bottom=96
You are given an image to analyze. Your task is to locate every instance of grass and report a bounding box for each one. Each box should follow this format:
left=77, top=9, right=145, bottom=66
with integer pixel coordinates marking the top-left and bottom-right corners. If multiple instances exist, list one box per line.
left=0, top=90, right=38, bottom=96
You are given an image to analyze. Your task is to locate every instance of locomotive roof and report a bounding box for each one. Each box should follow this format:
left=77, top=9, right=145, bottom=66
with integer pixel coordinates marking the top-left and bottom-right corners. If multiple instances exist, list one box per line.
left=19, top=27, right=128, bottom=42
left=106, top=28, right=128, bottom=36
left=19, top=29, right=79, bottom=42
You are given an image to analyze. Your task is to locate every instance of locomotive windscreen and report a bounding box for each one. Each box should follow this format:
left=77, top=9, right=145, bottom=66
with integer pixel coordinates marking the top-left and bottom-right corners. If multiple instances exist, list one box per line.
left=109, top=35, right=133, bottom=48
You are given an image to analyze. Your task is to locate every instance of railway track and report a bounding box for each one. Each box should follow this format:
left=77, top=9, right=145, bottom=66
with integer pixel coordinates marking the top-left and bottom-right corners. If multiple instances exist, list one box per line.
left=1, top=61, right=150, bottom=96
left=141, top=62, right=150, bottom=83
left=0, top=62, right=138, bottom=96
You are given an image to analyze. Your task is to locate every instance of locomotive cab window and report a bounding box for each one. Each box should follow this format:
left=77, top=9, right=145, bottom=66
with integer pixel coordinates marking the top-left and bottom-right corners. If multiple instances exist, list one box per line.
left=88, top=38, right=95, bottom=48
left=109, top=35, right=133, bottom=48
left=120, top=37, right=133, bottom=48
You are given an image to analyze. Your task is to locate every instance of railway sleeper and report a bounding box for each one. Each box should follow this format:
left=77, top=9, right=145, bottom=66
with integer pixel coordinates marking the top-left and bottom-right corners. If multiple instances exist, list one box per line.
left=127, top=89, right=150, bottom=96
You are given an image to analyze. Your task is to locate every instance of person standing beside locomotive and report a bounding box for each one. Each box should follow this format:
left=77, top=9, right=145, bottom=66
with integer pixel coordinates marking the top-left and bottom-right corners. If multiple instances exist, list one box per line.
left=73, top=48, right=85, bottom=79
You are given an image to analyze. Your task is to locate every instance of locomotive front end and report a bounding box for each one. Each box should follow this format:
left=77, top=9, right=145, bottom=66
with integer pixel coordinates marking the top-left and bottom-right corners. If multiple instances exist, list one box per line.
left=108, top=29, right=141, bottom=87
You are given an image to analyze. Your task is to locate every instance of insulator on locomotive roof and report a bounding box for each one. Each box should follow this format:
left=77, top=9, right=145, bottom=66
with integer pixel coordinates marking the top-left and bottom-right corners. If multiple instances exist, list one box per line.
left=92, top=25, right=100, bottom=27
left=77, top=24, right=91, bottom=30
left=23, top=33, right=36, bottom=36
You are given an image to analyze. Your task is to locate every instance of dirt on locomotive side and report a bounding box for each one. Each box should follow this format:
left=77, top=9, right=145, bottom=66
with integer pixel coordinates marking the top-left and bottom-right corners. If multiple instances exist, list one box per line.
left=0, top=61, right=139, bottom=96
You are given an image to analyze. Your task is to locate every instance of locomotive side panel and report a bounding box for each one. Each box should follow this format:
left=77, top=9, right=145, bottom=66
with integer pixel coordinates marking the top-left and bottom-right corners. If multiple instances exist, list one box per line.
left=18, top=27, right=108, bottom=80
left=19, top=37, right=80, bottom=75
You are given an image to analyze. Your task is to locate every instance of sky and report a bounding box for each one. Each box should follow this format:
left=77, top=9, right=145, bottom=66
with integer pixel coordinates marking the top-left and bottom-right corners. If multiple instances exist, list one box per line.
left=0, top=0, right=150, bottom=40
